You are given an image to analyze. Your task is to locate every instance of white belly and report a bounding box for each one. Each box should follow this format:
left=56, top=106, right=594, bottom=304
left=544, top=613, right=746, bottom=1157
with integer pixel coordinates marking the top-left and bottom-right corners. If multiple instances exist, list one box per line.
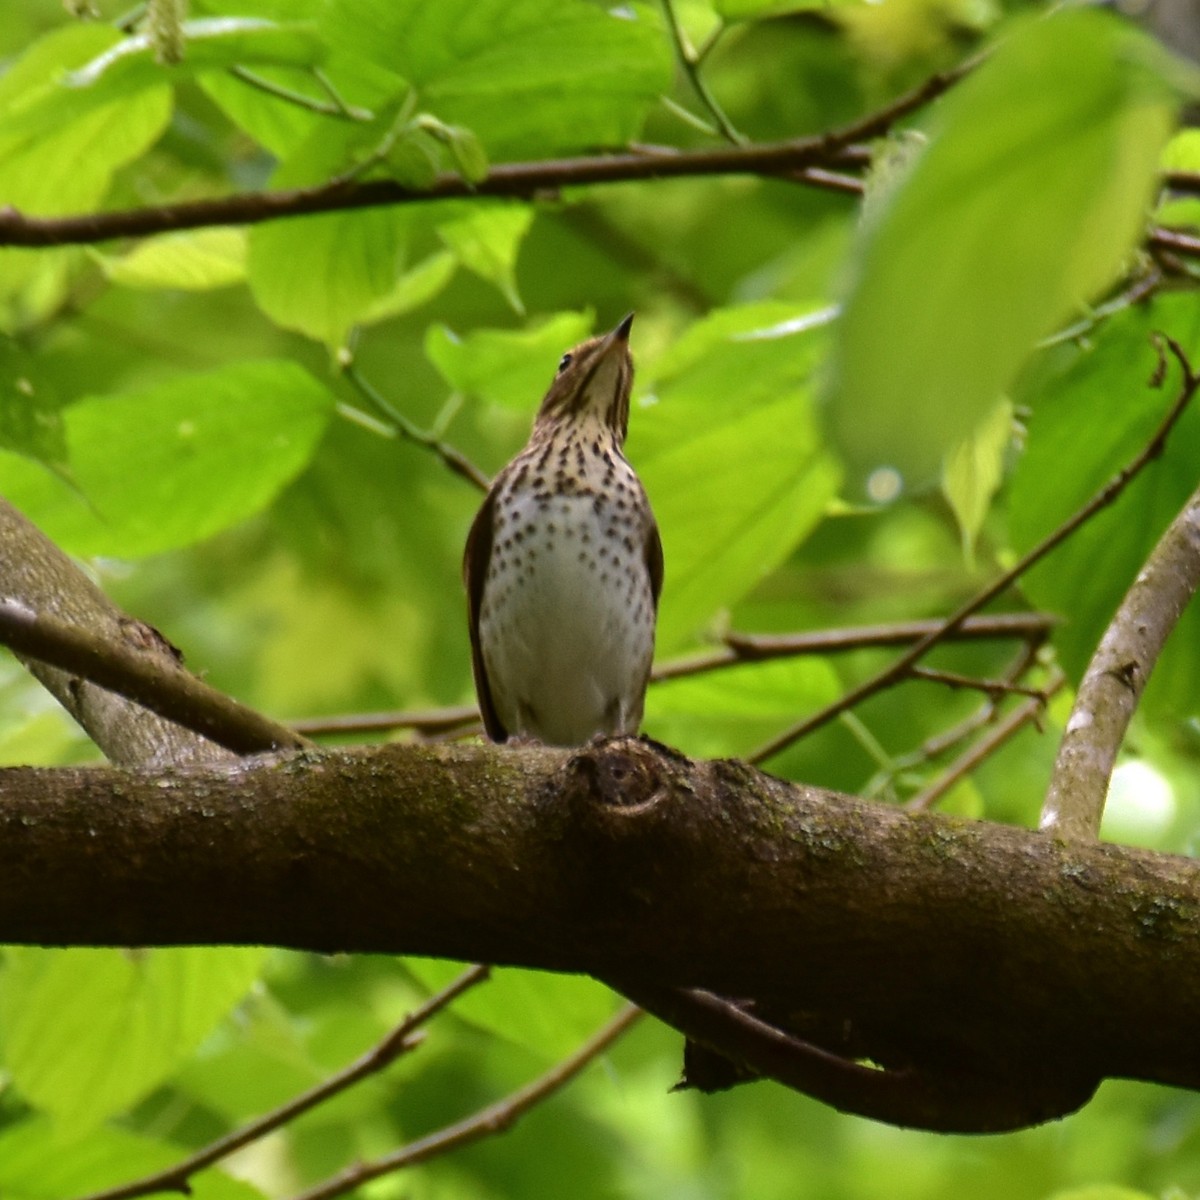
left=479, top=489, right=655, bottom=746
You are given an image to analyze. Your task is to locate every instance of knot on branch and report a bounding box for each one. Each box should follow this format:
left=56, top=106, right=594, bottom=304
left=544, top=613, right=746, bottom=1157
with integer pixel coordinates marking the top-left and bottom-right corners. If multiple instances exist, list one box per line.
left=558, top=735, right=670, bottom=814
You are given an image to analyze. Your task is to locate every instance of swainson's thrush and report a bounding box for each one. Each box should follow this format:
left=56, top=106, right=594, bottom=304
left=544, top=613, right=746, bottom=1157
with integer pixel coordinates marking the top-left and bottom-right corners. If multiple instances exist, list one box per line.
left=464, top=314, right=662, bottom=746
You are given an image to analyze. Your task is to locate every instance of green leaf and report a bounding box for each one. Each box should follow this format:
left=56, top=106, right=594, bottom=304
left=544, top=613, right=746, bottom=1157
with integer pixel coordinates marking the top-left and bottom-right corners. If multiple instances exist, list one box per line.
left=636, top=304, right=841, bottom=651
left=940, top=398, right=1012, bottom=562
left=437, top=206, right=533, bottom=314
left=0, top=1117, right=263, bottom=1199
left=425, top=311, right=594, bottom=408
left=95, top=228, right=247, bottom=291
left=321, top=0, right=671, bottom=155
left=359, top=248, right=457, bottom=324
left=0, top=360, right=335, bottom=558
left=0, top=340, right=66, bottom=465
left=1009, top=291, right=1200, bottom=721
left=245, top=110, right=413, bottom=345
left=0, top=27, right=172, bottom=321
left=403, top=962, right=620, bottom=1060
left=0, top=947, right=266, bottom=1133
left=445, top=123, right=489, bottom=183
left=646, top=657, right=841, bottom=759
left=827, top=9, right=1180, bottom=494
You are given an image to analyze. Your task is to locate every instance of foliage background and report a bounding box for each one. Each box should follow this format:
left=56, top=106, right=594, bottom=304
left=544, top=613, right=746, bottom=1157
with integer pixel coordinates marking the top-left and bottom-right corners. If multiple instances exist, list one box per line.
left=1, top=0, right=1199, bottom=1196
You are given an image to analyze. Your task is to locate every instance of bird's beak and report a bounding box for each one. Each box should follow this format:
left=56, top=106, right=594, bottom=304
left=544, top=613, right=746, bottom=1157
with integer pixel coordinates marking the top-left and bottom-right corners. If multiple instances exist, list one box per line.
left=613, top=312, right=635, bottom=343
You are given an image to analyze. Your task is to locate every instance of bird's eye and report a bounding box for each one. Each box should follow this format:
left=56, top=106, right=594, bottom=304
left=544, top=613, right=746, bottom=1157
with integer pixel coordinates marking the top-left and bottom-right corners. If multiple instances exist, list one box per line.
left=556, top=352, right=573, bottom=375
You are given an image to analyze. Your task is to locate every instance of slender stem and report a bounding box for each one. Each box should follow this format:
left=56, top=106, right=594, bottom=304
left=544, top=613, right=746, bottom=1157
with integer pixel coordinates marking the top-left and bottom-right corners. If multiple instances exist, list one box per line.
left=227, top=66, right=373, bottom=120
left=290, top=1005, right=643, bottom=1200
left=660, top=0, right=745, bottom=145
left=342, top=361, right=490, bottom=492
left=747, top=337, right=1200, bottom=764
left=660, top=95, right=721, bottom=139
left=73, top=966, right=492, bottom=1200
left=311, top=67, right=373, bottom=120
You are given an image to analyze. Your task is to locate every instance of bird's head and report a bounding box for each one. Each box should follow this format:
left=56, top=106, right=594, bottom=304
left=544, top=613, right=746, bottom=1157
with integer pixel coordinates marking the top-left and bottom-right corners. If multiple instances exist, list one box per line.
left=533, top=313, right=635, bottom=443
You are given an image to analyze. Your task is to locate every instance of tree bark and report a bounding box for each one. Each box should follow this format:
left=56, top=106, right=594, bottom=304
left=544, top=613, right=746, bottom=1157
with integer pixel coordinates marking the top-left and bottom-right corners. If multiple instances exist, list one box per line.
left=1, top=736, right=1197, bottom=1117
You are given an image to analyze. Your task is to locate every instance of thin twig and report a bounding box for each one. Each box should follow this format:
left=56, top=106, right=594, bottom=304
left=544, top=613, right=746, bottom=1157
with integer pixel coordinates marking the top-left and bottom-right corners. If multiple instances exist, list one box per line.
left=790, top=166, right=864, bottom=195
left=0, top=57, right=978, bottom=248
left=1149, top=227, right=1200, bottom=260
left=290, top=1004, right=643, bottom=1200
left=291, top=703, right=481, bottom=738
left=74, top=965, right=492, bottom=1200
left=906, top=668, right=1065, bottom=812
left=1163, top=171, right=1200, bottom=196
left=0, top=599, right=308, bottom=755
left=342, top=361, right=490, bottom=492
left=907, top=664, right=1048, bottom=700
left=654, top=612, right=1059, bottom=684
left=660, top=0, right=745, bottom=144
left=911, top=638, right=1046, bottom=762
left=747, top=337, right=1199, bottom=764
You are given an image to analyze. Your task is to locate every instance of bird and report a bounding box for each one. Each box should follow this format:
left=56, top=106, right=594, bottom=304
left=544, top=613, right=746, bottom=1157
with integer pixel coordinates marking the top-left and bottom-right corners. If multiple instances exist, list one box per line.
left=464, top=313, right=662, bottom=747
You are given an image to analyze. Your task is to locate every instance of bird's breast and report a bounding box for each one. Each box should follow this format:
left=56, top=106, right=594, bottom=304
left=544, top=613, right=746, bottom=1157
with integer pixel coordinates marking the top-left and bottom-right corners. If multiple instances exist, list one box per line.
left=478, top=458, right=656, bottom=745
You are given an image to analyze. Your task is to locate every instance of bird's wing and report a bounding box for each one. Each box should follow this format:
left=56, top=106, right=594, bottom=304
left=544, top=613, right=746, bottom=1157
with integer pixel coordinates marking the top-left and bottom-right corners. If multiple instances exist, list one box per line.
left=463, top=486, right=508, bottom=741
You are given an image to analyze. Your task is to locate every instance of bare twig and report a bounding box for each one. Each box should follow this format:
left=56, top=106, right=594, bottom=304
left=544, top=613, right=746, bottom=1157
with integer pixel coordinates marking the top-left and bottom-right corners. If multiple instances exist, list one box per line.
left=907, top=665, right=1048, bottom=700
left=74, top=965, right=492, bottom=1200
left=747, top=337, right=1199, bottom=764
left=0, top=599, right=307, bottom=755
left=292, top=703, right=480, bottom=738
left=290, top=1004, right=642, bottom=1200
left=653, top=613, right=1059, bottom=683
left=342, top=361, right=490, bottom=492
left=0, top=58, right=977, bottom=248
left=1149, top=227, right=1200, bottom=260
left=907, top=668, right=1066, bottom=812
left=1041, top=455, right=1200, bottom=838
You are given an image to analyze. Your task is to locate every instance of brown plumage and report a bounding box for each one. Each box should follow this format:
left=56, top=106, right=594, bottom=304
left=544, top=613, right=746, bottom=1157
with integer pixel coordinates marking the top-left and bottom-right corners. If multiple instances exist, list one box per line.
left=464, top=314, right=662, bottom=745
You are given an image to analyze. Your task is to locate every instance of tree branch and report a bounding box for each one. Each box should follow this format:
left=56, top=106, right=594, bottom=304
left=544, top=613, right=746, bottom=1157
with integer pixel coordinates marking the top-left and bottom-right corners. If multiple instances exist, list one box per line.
left=0, top=59, right=973, bottom=248
left=1041, top=479, right=1200, bottom=840
left=2, top=736, right=1200, bottom=1132
left=0, top=499, right=231, bottom=767
left=0, top=598, right=308, bottom=756
left=619, top=983, right=1097, bottom=1133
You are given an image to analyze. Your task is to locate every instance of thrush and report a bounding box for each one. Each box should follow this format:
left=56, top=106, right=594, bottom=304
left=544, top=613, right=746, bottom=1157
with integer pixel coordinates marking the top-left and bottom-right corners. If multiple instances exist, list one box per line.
left=464, top=313, right=662, bottom=746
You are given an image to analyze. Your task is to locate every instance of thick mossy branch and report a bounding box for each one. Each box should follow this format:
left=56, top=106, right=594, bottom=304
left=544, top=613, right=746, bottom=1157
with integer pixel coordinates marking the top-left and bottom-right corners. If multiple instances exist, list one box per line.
left=1, top=736, right=1198, bottom=1115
